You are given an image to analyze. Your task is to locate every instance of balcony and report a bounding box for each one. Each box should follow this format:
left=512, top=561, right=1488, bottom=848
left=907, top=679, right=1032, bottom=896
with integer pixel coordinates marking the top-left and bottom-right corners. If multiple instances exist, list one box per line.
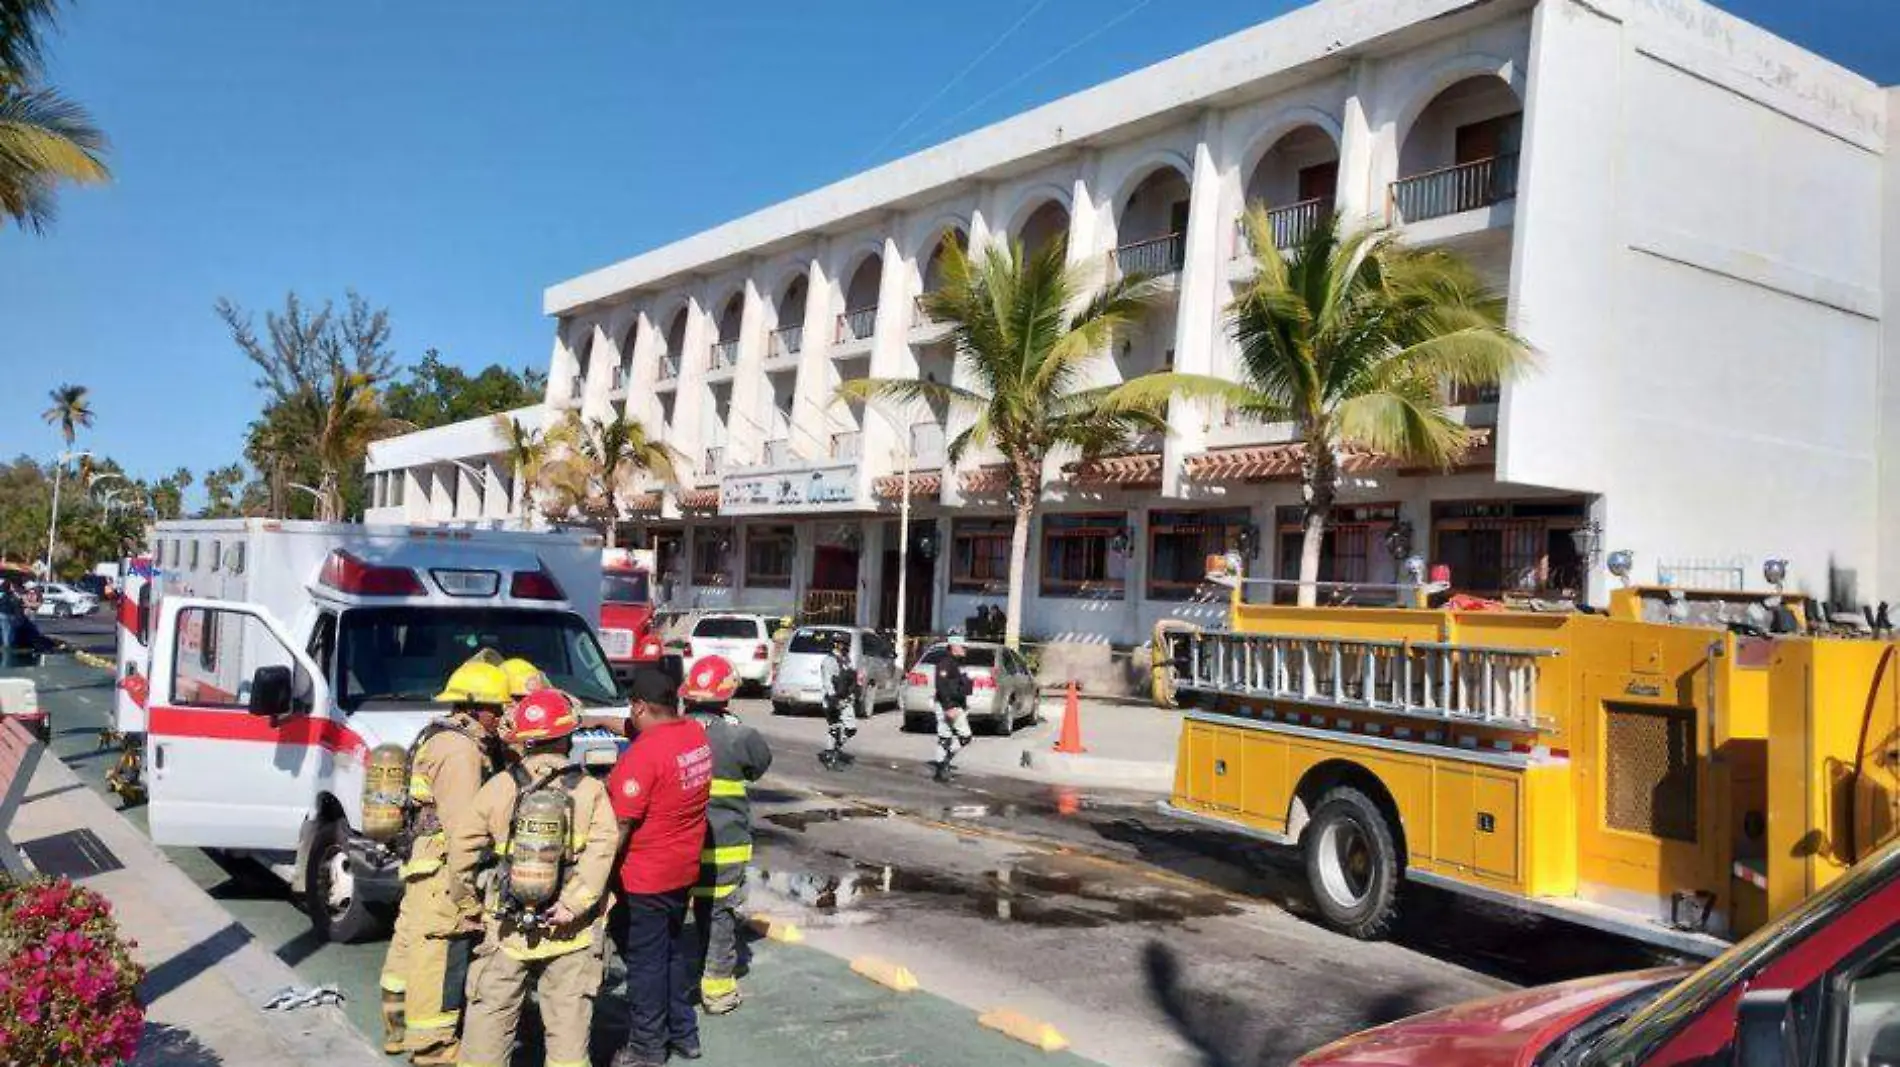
left=830, top=431, right=862, bottom=460
left=768, top=325, right=803, bottom=362
left=566, top=373, right=586, bottom=405
left=909, top=294, right=951, bottom=343
left=1390, top=154, right=1519, bottom=225
left=836, top=306, right=878, bottom=347
left=610, top=365, right=628, bottom=393
left=1110, top=233, right=1185, bottom=277
left=657, top=354, right=680, bottom=384
left=763, top=438, right=794, bottom=467
left=909, top=421, right=945, bottom=465
left=702, top=446, right=724, bottom=477
left=1234, top=199, right=1330, bottom=259
left=708, top=339, right=739, bottom=373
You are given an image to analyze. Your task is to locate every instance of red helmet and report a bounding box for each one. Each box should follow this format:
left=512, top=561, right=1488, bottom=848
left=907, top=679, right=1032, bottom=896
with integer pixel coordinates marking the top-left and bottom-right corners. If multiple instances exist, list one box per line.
left=681, top=655, right=739, bottom=705
left=507, top=689, right=580, bottom=745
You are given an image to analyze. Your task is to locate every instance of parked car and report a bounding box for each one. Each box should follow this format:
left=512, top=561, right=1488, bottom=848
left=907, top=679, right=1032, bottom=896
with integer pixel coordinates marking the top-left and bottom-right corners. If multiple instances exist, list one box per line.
left=1297, top=833, right=1900, bottom=1067
left=900, top=641, right=1038, bottom=736
left=770, top=626, right=900, bottom=717
left=33, top=582, right=97, bottom=618
left=682, top=613, right=779, bottom=690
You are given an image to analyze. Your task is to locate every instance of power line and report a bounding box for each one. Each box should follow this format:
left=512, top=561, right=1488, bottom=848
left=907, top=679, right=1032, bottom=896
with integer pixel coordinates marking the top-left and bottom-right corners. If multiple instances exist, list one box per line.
left=861, top=0, right=1055, bottom=166
left=899, top=0, right=1158, bottom=155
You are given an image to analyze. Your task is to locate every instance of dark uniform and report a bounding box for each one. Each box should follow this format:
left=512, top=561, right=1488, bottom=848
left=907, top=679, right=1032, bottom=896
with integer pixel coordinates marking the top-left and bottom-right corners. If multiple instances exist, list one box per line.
left=687, top=704, right=774, bottom=1012
left=930, top=644, right=974, bottom=782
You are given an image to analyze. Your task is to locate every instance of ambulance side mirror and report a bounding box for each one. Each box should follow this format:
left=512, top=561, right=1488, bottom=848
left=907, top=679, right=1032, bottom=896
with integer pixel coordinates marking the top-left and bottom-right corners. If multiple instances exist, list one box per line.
left=1735, top=989, right=1798, bottom=1067
left=249, top=665, right=294, bottom=717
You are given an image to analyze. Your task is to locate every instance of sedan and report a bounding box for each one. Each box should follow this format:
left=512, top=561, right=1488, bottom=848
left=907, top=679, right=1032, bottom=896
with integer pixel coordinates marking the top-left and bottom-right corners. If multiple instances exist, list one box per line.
left=34, top=582, right=97, bottom=618
left=900, top=641, right=1039, bottom=736
left=771, top=626, right=900, bottom=717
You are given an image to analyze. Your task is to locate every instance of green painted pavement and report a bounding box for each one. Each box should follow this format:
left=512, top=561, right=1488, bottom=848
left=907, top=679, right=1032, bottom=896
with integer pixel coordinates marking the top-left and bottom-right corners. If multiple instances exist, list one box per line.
left=15, top=652, right=1100, bottom=1066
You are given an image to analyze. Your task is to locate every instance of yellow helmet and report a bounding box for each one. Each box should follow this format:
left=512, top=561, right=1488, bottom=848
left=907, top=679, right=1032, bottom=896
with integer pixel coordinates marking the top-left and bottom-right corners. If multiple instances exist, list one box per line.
left=434, top=658, right=511, bottom=706
left=500, top=657, right=547, bottom=698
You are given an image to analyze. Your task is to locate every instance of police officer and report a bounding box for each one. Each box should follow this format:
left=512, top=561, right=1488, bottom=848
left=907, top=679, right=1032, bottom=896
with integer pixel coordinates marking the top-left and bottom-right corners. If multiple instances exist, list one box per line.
left=447, top=689, right=620, bottom=1067
left=380, top=654, right=509, bottom=1065
left=680, top=656, right=774, bottom=1014
left=929, top=637, right=975, bottom=783
left=817, top=637, right=858, bottom=771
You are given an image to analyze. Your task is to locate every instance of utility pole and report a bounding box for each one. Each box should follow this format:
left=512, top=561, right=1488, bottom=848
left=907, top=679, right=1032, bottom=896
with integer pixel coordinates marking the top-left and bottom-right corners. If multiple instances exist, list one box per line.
left=42, top=450, right=91, bottom=581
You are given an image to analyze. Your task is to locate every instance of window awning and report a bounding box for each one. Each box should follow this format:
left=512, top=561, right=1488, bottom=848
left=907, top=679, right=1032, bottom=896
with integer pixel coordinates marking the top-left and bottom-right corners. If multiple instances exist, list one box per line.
left=1184, top=430, right=1494, bottom=483
left=678, top=487, right=720, bottom=511
left=1063, top=452, right=1163, bottom=487
left=626, top=491, right=663, bottom=515
left=959, top=465, right=1009, bottom=495
left=873, top=471, right=943, bottom=502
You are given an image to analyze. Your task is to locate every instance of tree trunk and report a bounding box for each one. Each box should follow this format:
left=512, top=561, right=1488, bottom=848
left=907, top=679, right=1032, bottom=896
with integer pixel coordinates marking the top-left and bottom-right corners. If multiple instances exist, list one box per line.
left=1297, top=439, right=1338, bottom=608
left=318, top=469, right=341, bottom=523
left=604, top=518, right=618, bottom=549
left=1006, top=495, right=1033, bottom=651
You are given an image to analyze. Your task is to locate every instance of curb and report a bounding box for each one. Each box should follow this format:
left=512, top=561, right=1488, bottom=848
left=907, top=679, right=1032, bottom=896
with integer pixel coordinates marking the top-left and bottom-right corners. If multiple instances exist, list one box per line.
left=848, top=956, right=919, bottom=993
left=978, top=1008, right=1071, bottom=1052
left=747, top=914, right=805, bottom=943
left=1017, top=748, right=1175, bottom=792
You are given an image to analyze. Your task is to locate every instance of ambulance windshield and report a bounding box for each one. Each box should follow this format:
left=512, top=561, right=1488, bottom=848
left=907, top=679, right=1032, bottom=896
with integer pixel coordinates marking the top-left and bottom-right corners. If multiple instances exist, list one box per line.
left=335, top=606, right=619, bottom=711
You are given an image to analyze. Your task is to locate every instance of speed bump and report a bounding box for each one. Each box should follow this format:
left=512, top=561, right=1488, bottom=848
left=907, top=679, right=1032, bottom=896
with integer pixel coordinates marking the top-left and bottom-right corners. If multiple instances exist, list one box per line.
left=849, top=956, right=919, bottom=992
left=746, top=914, right=804, bottom=943
left=978, top=1008, right=1069, bottom=1052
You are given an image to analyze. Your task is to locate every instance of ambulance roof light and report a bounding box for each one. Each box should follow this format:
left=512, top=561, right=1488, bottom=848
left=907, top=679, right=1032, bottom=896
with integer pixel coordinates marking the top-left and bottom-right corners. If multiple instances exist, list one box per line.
left=509, top=566, right=565, bottom=601
left=319, top=550, right=426, bottom=596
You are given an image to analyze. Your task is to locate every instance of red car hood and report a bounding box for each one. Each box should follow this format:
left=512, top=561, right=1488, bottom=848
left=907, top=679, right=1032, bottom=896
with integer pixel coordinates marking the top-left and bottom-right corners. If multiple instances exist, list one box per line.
left=1297, top=968, right=1688, bottom=1067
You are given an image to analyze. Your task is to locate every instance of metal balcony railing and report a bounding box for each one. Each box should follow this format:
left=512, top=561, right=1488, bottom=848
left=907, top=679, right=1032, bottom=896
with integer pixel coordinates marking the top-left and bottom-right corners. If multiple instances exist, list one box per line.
left=1390, top=154, right=1519, bottom=224
left=708, top=339, right=739, bottom=371
left=703, top=446, right=724, bottom=472
left=769, top=325, right=803, bottom=359
left=569, top=373, right=586, bottom=400
left=830, top=431, right=862, bottom=460
left=658, top=354, right=679, bottom=382
left=912, top=295, right=934, bottom=325
left=836, top=306, right=878, bottom=345
left=1447, top=382, right=1502, bottom=406
left=1235, top=198, right=1331, bottom=258
left=763, top=439, right=793, bottom=466
left=1110, top=232, right=1186, bottom=276
left=611, top=365, right=628, bottom=391
left=910, top=421, right=945, bottom=464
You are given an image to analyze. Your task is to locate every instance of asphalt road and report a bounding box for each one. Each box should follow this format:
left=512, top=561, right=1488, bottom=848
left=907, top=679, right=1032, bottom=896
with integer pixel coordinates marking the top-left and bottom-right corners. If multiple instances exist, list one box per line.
left=19, top=613, right=1668, bottom=1067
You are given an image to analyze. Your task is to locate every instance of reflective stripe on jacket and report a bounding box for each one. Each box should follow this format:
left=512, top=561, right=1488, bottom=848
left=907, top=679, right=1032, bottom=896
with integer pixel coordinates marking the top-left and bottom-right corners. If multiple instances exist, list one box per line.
left=689, top=709, right=773, bottom=894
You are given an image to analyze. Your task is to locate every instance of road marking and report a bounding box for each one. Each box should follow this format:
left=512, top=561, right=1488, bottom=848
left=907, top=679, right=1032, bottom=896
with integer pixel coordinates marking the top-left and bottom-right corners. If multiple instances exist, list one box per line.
left=849, top=956, right=920, bottom=992
left=748, top=914, right=805, bottom=943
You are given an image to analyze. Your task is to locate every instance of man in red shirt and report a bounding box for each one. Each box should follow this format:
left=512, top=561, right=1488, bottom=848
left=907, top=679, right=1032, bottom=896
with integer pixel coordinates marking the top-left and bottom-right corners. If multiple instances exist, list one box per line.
left=608, top=667, right=714, bottom=1067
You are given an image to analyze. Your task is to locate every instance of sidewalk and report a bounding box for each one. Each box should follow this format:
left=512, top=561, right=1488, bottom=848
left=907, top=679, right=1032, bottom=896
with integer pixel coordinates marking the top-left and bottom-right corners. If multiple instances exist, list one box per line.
left=10, top=744, right=383, bottom=1067
left=735, top=693, right=1181, bottom=794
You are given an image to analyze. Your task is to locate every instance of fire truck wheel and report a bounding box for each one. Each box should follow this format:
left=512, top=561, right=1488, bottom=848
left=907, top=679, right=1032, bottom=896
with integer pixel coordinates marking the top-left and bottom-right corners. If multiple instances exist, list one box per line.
left=1303, top=787, right=1399, bottom=940
left=305, top=819, right=379, bottom=943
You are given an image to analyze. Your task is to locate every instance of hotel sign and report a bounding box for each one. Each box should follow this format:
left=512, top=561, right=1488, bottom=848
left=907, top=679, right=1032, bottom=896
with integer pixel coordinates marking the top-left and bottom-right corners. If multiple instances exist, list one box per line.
left=720, top=463, right=860, bottom=515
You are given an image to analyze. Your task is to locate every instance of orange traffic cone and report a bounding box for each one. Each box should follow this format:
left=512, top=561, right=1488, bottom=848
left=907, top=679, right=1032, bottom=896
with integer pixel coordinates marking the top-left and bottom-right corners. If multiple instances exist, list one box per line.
left=1054, top=681, right=1087, bottom=754
left=1054, top=786, right=1080, bottom=816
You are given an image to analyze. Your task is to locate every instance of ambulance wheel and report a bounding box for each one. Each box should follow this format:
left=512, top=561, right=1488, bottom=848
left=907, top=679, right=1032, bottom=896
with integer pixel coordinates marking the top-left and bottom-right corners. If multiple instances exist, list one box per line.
left=1303, top=787, right=1399, bottom=940
left=306, top=819, right=379, bottom=943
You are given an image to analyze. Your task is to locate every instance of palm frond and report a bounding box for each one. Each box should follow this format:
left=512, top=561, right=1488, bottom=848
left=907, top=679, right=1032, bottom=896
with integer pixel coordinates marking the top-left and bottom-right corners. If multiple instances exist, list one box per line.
left=0, top=83, right=108, bottom=233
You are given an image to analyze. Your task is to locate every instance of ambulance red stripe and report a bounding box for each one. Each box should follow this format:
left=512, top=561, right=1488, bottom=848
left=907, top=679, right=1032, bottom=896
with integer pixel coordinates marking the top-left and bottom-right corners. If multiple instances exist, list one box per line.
left=147, top=706, right=369, bottom=761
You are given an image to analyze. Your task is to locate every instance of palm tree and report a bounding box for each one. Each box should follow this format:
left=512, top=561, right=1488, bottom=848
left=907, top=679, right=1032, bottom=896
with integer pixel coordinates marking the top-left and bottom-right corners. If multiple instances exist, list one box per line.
left=303, top=366, right=409, bottom=522
left=492, top=414, right=550, bottom=519
left=1108, top=209, right=1532, bottom=606
left=839, top=235, right=1162, bottom=648
left=40, top=382, right=90, bottom=445
left=1, top=1, right=109, bottom=233
left=543, top=412, right=683, bottom=547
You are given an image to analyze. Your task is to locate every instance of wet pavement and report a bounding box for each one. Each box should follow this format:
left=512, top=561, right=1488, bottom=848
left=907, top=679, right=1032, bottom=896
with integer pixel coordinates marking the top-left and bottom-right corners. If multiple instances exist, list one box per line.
left=18, top=614, right=1676, bottom=1066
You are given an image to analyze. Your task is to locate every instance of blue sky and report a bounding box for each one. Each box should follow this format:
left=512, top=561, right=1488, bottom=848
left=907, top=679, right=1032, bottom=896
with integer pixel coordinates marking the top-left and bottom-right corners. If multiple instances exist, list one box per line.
left=1, top=0, right=1893, bottom=495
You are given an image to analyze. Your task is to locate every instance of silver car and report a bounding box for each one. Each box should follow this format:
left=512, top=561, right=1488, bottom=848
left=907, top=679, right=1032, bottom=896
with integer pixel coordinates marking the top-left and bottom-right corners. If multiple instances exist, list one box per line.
left=770, top=626, right=900, bottom=717
left=900, top=641, right=1038, bottom=736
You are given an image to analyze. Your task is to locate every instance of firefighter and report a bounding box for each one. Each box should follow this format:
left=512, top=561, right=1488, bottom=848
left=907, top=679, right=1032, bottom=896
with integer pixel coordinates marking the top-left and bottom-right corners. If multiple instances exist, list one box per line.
left=446, top=688, right=620, bottom=1067
left=680, top=656, right=774, bottom=1014
left=500, top=657, right=548, bottom=700
left=379, top=654, right=509, bottom=1065
left=929, top=636, right=975, bottom=783
left=817, top=637, right=858, bottom=771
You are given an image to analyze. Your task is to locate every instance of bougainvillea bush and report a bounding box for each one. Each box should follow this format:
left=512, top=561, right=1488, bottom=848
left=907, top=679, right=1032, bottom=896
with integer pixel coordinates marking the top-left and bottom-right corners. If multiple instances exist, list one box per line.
left=0, top=878, right=145, bottom=1066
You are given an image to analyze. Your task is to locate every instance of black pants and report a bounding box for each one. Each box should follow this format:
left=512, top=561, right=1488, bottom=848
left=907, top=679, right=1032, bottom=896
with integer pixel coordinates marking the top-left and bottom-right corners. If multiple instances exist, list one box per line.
left=619, top=888, right=698, bottom=1060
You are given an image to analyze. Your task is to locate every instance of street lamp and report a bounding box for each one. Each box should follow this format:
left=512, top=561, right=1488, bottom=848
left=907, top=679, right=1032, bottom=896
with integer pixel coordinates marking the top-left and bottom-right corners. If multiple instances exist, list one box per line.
left=856, top=398, right=928, bottom=658
left=43, top=449, right=93, bottom=581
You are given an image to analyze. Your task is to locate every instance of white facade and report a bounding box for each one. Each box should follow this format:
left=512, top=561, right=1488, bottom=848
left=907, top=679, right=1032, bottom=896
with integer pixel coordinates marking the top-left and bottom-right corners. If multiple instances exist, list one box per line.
left=371, top=0, right=1900, bottom=647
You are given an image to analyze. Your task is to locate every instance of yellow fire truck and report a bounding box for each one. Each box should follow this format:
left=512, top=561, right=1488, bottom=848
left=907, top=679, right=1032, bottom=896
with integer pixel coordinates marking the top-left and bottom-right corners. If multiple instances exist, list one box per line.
left=1156, top=577, right=1898, bottom=957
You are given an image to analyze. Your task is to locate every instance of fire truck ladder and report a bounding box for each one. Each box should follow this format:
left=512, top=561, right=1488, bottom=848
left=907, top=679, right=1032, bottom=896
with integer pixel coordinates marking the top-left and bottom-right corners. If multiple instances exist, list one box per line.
left=1175, top=631, right=1556, bottom=731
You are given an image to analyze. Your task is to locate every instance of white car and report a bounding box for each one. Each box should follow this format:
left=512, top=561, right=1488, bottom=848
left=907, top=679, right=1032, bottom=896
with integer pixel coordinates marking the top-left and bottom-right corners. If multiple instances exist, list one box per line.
left=682, top=613, right=779, bottom=690
left=770, top=626, right=901, bottom=717
left=34, top=582, right=98, bottom=618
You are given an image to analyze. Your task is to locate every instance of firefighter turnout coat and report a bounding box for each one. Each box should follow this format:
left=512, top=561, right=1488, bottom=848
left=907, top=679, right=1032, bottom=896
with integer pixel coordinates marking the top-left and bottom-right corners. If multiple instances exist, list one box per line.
left=688, top=708, right=774, bottom=899
left=446, top=750, right=620, bottom=957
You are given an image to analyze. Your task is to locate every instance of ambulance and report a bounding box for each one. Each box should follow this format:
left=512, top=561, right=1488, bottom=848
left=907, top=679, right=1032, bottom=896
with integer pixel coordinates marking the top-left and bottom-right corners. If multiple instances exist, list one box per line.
left=115, top=519, right=620, bottom=942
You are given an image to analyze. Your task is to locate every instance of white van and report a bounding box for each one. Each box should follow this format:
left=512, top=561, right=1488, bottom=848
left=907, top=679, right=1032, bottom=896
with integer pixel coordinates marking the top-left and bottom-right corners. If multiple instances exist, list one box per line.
left=120, top=520, right=618, bottom=941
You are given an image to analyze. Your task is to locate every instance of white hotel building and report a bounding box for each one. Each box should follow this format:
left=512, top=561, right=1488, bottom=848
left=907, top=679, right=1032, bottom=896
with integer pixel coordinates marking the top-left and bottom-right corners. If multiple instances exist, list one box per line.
left=367, top=0, right=1900, bottom=649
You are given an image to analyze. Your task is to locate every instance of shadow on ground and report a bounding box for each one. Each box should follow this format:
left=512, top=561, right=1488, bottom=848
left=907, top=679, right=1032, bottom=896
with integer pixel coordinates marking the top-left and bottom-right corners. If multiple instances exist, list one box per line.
left=134, top=1022, right=225, bottom=1066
